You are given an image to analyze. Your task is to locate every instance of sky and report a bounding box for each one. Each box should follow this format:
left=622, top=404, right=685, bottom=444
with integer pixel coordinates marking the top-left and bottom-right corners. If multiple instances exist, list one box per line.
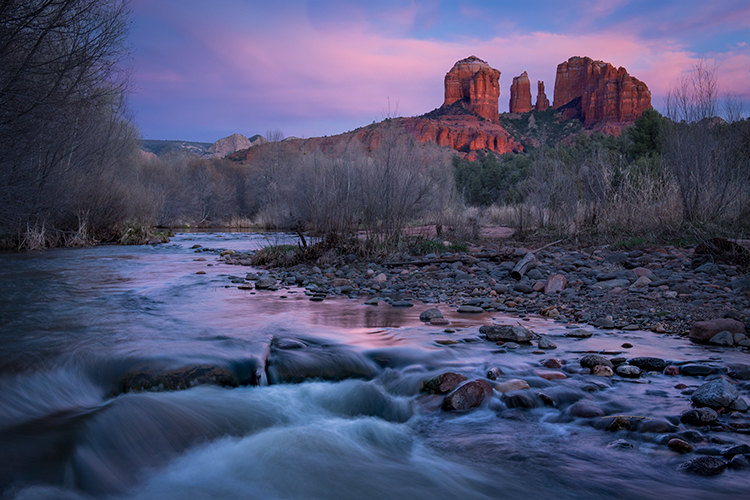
left=128, top=0, right=750, bottom=142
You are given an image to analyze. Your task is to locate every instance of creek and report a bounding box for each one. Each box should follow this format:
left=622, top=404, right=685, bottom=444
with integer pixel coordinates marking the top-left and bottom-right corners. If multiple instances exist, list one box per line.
left=0, top=233, right=748, bottom=499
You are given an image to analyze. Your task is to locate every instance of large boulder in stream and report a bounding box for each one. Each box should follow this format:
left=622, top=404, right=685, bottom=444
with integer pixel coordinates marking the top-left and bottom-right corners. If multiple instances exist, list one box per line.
left=690, top=379, right=739, bottom=408
left=122, top=364, right=241, bottom=393
left=422, top=372, right=466, bottom=394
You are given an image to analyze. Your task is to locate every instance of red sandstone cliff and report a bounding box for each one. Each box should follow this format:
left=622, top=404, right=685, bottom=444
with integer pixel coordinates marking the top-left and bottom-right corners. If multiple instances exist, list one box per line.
left=443, top=56, right=501, bottom=122
left=553, top=56, right=651, bottom=128
left=509, top=72, right=532, bottom=114
left=535, top=81, right=550, bottom=112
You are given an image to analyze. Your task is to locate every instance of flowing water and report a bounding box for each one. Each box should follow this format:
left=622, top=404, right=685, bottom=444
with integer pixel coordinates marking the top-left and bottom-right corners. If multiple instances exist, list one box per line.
left=1, top=233, right=748, bottom=499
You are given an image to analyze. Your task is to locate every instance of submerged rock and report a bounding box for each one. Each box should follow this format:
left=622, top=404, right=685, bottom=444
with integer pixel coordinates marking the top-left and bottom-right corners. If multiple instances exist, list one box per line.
left=681, top=407, right=718, bottom=426
left=580, top=354, right=614, bottom=370
left=122, top=364, right=241, bottom=393
left=679, top=456, right=727, bottom=476
left=668, top=438, right=694, bottom=453
left=419, top=308, right=444, bottom=322
left=627, top=357, right=667, bottom=372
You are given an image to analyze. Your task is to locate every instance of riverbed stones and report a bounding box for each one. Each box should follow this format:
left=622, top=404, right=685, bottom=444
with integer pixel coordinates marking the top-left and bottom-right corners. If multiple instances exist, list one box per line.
left=615, top=365, right=641, bottom=378
left=678, top=456, right=727, bottom=476
left=480, top=325, right=534, bottom=343
left=727, top=363, right=750, bottom=380
left=494, top=378, right=530, bottom=393
left=502, top=390, right=540, bottom=409
left=441, top=379, right=492, bottom=411
left=536, top=335, right=557, bottom=349
left=486, top=367, right=503, bottom=380
left=255, top=275, right=277, bottom=289
left=542, top=358, right=563, bottom=369
left=689, top=318, right=746, bottom=343
left=680, top=364, right=718, bottom=377
left=668, top=438, right=695, bottom=453
left=422, top=372, right=466, bottom=394
left=594, top=317, right=615, bottom=329
left=567, top=401, right=605, bottom=418
left=593, top=365, right=614, bottom=377
left=681, top=408, right=718, bottom=426
left=709, top=330, right=735, bottom=346
left=419, top=308, right=444, bottom=322
left=722, top=444, right=750, bottom=457
left=729, top=455, right=750, bottom=470
left=565, top=329, right=592, bottom=338
left=122, top=364, right=240, bottom=392
left=627, top=357, right=667, bottom=372
left=690, top=379, right=739, bottom=408
left=544, top=274, right=567, bottom=294
left=457, top=305, right=484, bottom=313
left=580, top=354, right=614, bottom=371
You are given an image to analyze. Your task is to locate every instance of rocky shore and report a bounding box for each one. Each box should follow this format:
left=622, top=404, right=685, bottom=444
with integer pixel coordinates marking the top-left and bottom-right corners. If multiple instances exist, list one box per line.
left=202, top=239, right=750, bottom=343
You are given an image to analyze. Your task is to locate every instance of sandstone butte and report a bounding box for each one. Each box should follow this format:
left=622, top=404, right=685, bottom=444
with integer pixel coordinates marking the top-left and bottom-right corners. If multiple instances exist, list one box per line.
left=443, top=56, right=501, bottom=122
left=553, top=56, right=651, bottom=131
left=509, top=72, right=532, bottom=114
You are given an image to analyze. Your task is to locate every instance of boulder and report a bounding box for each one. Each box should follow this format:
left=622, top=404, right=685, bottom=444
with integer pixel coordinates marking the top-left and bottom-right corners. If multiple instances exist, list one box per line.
left=615, top=365, right=641, bottom=378
left=480, top=325, right=534, bottom=343
left=691, top=379, right=739, bottom=408
left=441, top=379, right=492, bottom=411
left=680, top=407, right=718, bottom=426
left=544, top=274, right=567, bottom=294
left=689, top=318, right=746, bottom=343
left=255, top=275, right=277, bottom=289
left=709, top=330, right=735, bottom=346
left=580, top=354, right=614, bottom=370
left=680, top=364, right=718, bottom=377
left=727, top=363, right=750, bottom=380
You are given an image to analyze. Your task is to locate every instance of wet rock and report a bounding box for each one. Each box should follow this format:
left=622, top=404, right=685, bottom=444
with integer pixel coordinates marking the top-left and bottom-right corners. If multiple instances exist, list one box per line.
left=691, top=379, right=739, bottom=408
left=593, top=365, right=614, bottom=377
left=727, top=363, right=750, bottom=380
left=423, top=372, right=467, bottom=394
left=534, top=370, right=567, bottom=380
left=615, top=365, right=641, bottom=378
left=391, top=301, right=414, bottom=308
left=542, top=358, right=563, bottom=369
left=567, top=401, right=605, bottom=418
left=273, top=338, right=306, bottom=350
left=607, top=439, right=634, bottom=450
left=678, top=456, right=727, bottom=476
left=442, top=379, right=492, bottom=411
left=419, top=308, right=444, bottom=322
left=363, top=298, right=379, bottom=306
left=580, top=354, right=614, bottom=370
left=680, top=407, right=719, bottom=426
left=565, top=329, right=592, bottom=338
left=689, top=318, right=746, bottom=343
left=486, top=367, right=503, bottom=380
left=628, top=357, right=667, bottom=372
left=594, top=317, right=615, bottom=329
left=729, top=397, right=749, bottom=412
left=538, top=386, right=587, bottom=407
left=638, top=419, right=674, bottom=433
left=709, top=331, right=735, bottom=347
left=494, top=379, right=530, bottom=393
left=457, top=305, right=484, bottom=313
left=680, top=364, right=718, bottom=377
left=664, top=365, right=680, bottom=376
left=430, top=318, right=450, bottom=326
left=729, top=455, right=750, bottom=470
left=480, top=325, right=534, bottom=343
left=537, top=335, right=557, bottom=349
left=607, top=416, right=632, bottom=432
left=502, top=390, right=541, bottom=409
left=122, top=364, right=241, bottom=393
left=669, top=438, right=695, bottom=453
left=255, top=275, right=277, bottom=289
left=722, top=444, right=750, bottom=457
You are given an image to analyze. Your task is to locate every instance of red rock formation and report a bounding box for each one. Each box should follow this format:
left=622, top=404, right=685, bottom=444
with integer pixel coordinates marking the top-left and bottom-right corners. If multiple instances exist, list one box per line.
left=509, top=72, right=532, bottom=113
left=553, top=56, right=651, bottom=127
left=535, top=81, right=550, bottom=112
left=443, top=56, right=501, bottom=122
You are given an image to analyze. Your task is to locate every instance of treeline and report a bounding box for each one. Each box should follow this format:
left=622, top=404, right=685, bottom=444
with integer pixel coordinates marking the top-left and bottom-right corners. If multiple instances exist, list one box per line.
left=0, top=0, right=144, bottom=249
left=137, top=125, right=458, bottom=250
left=455, top=104, right=750, bottom=242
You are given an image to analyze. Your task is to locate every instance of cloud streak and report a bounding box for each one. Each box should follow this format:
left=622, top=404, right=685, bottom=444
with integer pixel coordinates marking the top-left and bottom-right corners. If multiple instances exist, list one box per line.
left=128, top=0, right=750, bottom=141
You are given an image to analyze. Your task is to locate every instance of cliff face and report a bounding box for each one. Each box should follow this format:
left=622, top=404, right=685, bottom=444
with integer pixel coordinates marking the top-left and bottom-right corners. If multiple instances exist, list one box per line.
left=553, top=56, right=651, bottom=127
left=443, top=56, right=501, bottom=122
left=509, top=72, right=532, bottom=113
left=534, top=81, right=550, bottom=112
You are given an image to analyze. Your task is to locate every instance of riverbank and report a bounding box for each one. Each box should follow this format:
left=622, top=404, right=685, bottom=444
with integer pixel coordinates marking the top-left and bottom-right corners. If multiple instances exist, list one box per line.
left=208, top=237, right=750, bottom=341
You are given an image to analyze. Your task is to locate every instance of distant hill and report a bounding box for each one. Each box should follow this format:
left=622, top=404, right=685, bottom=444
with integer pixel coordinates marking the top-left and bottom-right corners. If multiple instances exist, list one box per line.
left=140, top=139, right=213, bottom=157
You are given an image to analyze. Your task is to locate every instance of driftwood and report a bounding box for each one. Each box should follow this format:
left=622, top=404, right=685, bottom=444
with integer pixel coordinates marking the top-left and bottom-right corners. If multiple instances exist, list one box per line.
left=511, top=252, right=537, bottom=280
